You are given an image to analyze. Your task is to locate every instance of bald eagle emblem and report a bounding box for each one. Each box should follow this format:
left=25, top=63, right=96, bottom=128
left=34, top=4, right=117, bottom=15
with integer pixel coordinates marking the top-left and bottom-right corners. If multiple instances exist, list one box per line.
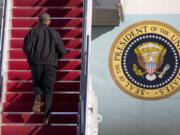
left=133, top=42, right=170, bottom=81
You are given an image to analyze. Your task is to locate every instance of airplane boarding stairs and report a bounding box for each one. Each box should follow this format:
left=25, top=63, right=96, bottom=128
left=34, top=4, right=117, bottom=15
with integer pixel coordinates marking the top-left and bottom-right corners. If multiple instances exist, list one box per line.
left=0, top=0, right=101, bottom=135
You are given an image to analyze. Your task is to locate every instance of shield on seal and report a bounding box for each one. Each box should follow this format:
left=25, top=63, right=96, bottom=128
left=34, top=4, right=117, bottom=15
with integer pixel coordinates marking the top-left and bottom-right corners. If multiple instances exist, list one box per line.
left=145, top=62, right=157, bottom=75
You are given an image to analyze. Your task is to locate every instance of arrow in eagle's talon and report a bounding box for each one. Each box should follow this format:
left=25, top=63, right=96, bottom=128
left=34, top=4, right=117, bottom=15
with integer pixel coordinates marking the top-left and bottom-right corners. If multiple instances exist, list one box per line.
left=159, top=64, right=170, bottom=78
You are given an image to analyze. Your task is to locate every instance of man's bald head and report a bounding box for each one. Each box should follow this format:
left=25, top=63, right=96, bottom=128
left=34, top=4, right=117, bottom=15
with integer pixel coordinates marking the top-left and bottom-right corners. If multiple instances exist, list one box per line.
left=39, top=13, right=51, bottom=25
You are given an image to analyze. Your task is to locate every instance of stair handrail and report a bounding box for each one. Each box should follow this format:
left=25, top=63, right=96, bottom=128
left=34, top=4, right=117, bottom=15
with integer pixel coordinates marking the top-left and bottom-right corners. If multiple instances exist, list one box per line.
left=0, top=0, right=7, bottom=93
left=80, top=0, right=92, bottom=135
left=0, top=0, right=9, bottom=131
left=0, top=0, right=12, bottom=101
left=0, top=0, right=12, bottom=128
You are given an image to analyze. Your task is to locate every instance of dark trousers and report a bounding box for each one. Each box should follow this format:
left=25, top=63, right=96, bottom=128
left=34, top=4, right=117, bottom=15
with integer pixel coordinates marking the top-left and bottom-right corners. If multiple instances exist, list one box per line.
left=31, top=64, right=57, bottom=118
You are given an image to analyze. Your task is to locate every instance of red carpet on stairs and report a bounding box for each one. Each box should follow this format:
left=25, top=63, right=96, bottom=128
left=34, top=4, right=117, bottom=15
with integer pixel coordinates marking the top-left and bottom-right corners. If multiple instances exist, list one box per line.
left=1, top=0, right=84, bottom=134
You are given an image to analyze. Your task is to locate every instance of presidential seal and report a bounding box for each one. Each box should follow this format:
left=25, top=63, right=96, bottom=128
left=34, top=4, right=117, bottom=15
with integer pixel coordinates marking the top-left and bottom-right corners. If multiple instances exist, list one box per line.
left=109, top=21, right=180, bottom=99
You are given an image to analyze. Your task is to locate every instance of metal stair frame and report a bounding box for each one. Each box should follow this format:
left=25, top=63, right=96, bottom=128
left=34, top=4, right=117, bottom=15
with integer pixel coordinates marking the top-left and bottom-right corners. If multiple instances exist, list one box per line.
left=0, top=0, right=12, bottom=121
left=80, top=0, right=92, bottom=134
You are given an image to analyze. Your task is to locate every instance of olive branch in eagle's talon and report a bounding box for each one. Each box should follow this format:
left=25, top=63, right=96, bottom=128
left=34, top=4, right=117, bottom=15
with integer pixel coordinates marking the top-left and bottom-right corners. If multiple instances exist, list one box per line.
left=132, top=64, right=144, bottom=78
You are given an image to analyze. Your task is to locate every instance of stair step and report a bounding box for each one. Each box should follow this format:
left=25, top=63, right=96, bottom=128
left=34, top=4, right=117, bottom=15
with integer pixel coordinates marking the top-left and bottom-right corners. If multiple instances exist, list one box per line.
left=2, top=114, right=78, bottom=124
left=2, top=125, right=78, bottom=135
left=12, top=7, right=83, bottom=18
left=12, top=18, right=83, bottom=28
left=3, top=103, right=79, bottom=112
left=8, top=71, right=80, bottom=81
left=10, top=38, right=82, bottom=49
left=11, top=28, right=82, bottom=38
left=13, top=0, right=83, bottom=7
left=9, top=49, right=81, bottom=59
left=9, top=60, right=81, bottom=70
left=7, top=82, right=80, bottom=92
left=5, top=93, right=79, bottom=103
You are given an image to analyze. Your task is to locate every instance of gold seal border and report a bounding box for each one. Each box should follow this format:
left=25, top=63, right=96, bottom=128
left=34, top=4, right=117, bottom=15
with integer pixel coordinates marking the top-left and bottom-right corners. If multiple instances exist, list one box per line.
left=109, top=20, right=180, bottom=100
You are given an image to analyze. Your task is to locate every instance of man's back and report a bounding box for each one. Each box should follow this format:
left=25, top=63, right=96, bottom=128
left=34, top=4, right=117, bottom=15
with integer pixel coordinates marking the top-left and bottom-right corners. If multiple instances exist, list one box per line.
left=23, top=23, right=65, bottom=67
